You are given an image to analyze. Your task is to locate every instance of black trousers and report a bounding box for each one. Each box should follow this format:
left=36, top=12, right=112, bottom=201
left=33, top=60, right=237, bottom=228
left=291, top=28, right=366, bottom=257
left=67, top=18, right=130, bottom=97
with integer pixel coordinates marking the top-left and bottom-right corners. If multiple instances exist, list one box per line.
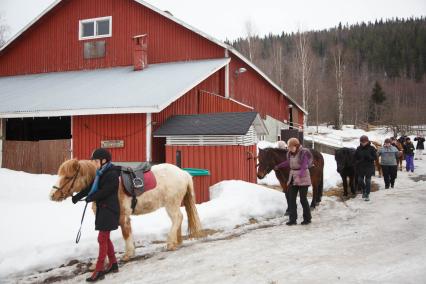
left=381, top=165, right=397, bottom=187
left=288, top=185, right=312, bottom=223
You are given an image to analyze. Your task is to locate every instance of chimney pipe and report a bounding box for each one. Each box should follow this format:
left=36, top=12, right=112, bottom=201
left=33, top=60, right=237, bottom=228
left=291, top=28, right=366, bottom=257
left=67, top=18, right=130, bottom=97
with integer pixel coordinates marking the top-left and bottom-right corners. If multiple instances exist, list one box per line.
left=133, top=34, right=148, bottom=71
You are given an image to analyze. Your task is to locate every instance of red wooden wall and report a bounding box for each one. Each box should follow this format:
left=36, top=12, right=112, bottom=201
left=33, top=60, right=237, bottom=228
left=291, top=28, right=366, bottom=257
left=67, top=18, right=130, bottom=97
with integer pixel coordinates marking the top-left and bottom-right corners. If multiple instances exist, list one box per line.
left=72, top=113, right=146, bottom=162
left=198, top=91, right=252, bottom=113
left=151, top=69, right=224, bottom=162
left=0, top=0, right=224, bottom=76
left=229, top=54, right=291, bottom=122
left=165, top=145, right=257, bottom=203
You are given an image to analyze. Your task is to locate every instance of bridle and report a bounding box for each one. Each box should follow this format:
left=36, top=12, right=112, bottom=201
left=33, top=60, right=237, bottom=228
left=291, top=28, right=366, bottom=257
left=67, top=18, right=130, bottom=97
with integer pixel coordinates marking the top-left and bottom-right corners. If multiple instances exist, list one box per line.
left=53, top=165, right=81, bottom=199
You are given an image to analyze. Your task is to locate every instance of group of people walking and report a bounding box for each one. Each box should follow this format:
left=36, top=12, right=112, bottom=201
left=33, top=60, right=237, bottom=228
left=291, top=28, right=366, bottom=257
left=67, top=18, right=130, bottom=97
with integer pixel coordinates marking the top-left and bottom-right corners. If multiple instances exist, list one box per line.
left=354, top=134, right=424, bottom=201
left=275, top=133, right=425, bottom=227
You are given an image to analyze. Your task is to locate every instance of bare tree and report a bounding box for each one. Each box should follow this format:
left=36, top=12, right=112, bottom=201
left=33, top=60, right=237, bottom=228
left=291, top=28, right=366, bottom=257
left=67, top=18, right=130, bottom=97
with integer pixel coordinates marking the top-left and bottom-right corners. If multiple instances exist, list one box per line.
left=295, top=30, right=312, bottom=115
left=0, top=13, right=9, bottom=47
left=333, top=42, right=345, bottom=130
left=244, top=19, right=258, bottom=62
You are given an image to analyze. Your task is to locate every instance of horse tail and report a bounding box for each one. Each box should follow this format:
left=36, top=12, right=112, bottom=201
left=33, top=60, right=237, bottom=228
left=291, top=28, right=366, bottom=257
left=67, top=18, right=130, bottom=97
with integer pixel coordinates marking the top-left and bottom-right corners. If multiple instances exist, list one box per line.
left=183, top=174, right=203, bottom=239
left=319, top=169, right=324, bottom=202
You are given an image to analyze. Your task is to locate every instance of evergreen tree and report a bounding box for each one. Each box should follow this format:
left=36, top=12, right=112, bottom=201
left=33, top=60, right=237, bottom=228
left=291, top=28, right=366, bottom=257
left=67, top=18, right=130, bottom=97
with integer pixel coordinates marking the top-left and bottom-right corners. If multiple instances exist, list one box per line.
left=369, top=81, right=386, bottom=122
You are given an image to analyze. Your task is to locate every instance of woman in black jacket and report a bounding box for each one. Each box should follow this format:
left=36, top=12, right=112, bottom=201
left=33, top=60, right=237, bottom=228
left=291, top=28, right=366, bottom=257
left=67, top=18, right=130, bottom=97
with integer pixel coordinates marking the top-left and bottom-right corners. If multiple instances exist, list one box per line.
left=354, top=135, right=377, bottom=201
left=72, top=148, right=121, bottom=282
left=414, top=136, right=425, bottom=160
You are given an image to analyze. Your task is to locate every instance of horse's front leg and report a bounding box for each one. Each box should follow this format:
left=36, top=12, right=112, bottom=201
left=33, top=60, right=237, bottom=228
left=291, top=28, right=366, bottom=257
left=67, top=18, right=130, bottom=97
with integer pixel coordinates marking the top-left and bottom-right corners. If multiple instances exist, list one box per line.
left=119, top=213, right=135, bottom=261
left=341, top=174, right=348, bottom=196
left=310, top=183, right=317, bottom=209
left=349, top=175, right=356, bottom=195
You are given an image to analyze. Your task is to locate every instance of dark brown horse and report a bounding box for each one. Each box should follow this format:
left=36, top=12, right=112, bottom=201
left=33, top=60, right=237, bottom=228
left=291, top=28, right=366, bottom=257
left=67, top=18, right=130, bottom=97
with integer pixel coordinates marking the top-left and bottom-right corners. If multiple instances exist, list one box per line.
left=257, top=147, right=324, bottom=208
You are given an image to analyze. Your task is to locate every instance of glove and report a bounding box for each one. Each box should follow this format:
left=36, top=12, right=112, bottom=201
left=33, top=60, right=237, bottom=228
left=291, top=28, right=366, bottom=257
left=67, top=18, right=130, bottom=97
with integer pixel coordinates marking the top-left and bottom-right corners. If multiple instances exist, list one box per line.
left=71, top=195, right=79, bottom=204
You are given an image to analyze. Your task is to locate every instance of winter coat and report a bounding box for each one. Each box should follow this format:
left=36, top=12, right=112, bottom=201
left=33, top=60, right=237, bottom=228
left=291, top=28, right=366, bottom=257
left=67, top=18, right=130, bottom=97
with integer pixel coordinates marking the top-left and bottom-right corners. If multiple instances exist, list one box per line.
left=354, top=142, right=377, bottom=176
left=74, top=165, right=121, bottom=231
left=414, top=137, right=425, bottom=150
left=287, top=147, right=313, bottom=187
left=378, top=145, right=399, bottom=166
left=403, top=142, right=415, bottom=156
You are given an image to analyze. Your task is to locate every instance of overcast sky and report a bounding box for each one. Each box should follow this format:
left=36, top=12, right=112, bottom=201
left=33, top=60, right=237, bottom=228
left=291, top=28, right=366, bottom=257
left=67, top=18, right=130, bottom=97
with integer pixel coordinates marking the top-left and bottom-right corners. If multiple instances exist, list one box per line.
left=1, top=0, right=425, bottom=42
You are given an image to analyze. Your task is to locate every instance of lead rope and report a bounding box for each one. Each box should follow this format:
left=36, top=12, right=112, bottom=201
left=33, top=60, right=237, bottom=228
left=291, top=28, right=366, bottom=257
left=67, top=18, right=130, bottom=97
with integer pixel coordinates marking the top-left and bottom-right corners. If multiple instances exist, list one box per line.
left=75, top=200, right=88, bottom=244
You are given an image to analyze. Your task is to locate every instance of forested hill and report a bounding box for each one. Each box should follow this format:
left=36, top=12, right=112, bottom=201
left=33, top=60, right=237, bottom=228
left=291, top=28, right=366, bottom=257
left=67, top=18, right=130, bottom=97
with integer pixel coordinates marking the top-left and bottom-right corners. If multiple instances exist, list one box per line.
left=230, top=17, right=426, bottom=126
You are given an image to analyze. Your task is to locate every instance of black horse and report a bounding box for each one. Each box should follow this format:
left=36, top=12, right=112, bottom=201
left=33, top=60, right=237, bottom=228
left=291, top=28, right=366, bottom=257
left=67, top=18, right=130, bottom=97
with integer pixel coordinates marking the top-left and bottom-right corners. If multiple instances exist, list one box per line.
left=257, top=147, right=324, bottom=208
left=335, top=147, right=358, bottom=196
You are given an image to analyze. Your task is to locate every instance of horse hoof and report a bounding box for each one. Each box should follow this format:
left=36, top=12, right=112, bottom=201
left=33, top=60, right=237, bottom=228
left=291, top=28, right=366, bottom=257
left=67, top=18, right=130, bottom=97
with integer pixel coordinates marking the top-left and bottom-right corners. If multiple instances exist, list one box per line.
left=167, top=244, right=178, bottom=251
left=121, top=255, right=131, bottom=262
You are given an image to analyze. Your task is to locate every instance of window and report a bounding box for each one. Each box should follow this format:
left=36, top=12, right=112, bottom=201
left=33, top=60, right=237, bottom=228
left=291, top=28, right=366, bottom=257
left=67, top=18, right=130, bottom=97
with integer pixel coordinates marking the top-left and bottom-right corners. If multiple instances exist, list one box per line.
left=79, top=16, right=112, bottom=40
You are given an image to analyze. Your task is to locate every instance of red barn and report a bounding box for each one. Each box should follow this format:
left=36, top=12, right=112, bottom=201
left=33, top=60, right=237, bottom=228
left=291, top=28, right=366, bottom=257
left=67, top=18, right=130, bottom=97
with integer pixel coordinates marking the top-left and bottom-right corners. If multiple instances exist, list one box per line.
left=0, top=0, right=306, bottom=201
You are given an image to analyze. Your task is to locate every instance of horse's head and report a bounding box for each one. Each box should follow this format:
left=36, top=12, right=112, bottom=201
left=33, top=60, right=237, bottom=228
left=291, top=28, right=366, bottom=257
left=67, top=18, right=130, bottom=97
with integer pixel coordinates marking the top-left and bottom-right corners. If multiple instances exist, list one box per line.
left=257, top=147, right=287, bottom=179
left=335, top=147, right=355, bottom=173
left=50, top=159, right=96, bottom=202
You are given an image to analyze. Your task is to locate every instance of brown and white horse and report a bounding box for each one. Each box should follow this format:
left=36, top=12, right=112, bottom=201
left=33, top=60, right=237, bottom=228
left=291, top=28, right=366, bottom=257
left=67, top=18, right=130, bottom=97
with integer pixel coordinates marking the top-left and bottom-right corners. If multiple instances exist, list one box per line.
left=50, top=159, right=203, bottom=261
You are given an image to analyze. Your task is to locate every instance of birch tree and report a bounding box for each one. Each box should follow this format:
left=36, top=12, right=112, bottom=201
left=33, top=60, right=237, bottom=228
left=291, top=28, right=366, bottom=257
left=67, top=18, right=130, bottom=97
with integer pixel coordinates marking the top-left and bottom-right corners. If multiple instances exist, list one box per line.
left=295, top=31, right=312, bottom=121
left=244, top=19, right=258, bottom=62
left=333, top=43, right=345, bottom=130
left=0, top=14, right=8, bottom=47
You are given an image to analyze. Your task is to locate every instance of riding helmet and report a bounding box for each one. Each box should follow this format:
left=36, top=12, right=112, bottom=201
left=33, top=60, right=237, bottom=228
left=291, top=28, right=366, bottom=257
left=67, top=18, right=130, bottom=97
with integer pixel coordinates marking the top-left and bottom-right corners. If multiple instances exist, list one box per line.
left=90, top=148, right=112, bottom=162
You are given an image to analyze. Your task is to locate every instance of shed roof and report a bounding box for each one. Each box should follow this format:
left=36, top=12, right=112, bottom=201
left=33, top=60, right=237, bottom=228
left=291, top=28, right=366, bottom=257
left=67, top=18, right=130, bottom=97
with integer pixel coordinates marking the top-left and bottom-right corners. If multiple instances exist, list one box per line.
left=0, top=58, right=229, bottom=118
left=153, top=112, right=268, bottom=136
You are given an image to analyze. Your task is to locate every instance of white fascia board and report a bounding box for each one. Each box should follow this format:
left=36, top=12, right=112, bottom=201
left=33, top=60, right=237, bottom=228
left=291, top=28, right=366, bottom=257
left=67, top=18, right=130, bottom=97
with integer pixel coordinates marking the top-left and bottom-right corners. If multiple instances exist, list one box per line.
left=0, top=106, right=161, bottom=118
left=157, top=58, right=230, bottom=111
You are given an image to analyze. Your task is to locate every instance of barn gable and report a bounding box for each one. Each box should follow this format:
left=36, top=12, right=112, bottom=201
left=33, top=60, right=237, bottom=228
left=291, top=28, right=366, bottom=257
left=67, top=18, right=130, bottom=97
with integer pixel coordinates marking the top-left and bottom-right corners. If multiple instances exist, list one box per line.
left=0, top=0, right=306, bottom=116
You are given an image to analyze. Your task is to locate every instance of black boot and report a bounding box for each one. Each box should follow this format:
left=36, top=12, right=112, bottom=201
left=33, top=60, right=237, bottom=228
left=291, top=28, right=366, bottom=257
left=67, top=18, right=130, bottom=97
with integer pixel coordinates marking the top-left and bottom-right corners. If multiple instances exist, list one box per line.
left=105, top=262, right=119, bottom=274
left=86, top=271, right=105, bottom=282
left=286, top=220, right=297, bottom=226
left=301, top=220, right=311, bottom=225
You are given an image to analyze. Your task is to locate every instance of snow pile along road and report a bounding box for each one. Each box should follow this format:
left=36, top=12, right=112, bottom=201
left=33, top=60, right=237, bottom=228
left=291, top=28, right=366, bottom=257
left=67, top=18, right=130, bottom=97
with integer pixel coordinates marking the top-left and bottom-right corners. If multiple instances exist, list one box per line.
left=0, top=170, right=285, bottom=281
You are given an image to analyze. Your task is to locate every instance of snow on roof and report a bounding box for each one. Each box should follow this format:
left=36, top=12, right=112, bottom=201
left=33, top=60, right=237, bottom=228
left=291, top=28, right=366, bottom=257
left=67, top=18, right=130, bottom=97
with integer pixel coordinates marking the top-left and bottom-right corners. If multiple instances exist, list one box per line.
left=0, top=58, right=230, bottom=118
left=0, top=0, right=307, bottom=115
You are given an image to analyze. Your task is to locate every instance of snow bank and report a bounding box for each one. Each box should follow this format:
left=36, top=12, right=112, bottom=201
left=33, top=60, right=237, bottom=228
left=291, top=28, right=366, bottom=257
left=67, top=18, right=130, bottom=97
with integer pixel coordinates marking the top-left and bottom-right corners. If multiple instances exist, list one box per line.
left=0, top=170, right=285, bottom=279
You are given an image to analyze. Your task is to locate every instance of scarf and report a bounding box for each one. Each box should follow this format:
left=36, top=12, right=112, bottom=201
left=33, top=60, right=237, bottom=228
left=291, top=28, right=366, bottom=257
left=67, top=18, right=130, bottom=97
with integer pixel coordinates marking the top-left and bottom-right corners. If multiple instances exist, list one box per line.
left=88, top=162, right=113, bottom=197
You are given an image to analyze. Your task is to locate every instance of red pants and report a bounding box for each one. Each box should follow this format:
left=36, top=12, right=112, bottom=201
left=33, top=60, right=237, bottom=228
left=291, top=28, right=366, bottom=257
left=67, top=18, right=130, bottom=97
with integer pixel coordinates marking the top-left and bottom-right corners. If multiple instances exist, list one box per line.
left=95, top=231, right=117, bottom=272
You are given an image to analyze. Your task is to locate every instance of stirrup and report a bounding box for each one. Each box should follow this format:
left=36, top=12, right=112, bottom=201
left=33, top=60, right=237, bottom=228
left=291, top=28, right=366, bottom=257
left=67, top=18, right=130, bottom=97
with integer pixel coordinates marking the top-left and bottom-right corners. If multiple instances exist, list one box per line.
left=132, top=177, right=144, bottom=188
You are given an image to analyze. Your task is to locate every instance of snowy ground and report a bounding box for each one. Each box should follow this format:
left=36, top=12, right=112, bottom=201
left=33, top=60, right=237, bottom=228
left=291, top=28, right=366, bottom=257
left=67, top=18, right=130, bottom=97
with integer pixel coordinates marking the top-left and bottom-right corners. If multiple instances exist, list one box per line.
left=1, top=127, right=425, bottom=283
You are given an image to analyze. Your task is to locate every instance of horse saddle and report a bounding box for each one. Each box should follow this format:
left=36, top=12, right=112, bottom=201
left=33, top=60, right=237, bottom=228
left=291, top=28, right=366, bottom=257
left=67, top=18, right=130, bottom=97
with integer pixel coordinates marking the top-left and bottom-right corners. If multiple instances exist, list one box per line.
left=120, top=163, right=157, bottom=197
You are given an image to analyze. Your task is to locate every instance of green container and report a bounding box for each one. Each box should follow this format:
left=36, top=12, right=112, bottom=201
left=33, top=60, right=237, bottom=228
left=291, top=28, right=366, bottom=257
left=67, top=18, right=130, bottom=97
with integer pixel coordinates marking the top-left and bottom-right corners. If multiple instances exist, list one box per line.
left=183, top=168, right=210, bottom=177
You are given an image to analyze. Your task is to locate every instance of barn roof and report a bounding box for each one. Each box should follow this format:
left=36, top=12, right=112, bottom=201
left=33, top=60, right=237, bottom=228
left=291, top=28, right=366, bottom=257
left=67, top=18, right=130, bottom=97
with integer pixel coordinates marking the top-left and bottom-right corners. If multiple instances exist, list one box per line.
left=0, top=0, right=307, bottom=116
left=153, top=112, right=268, bottom=136
left=0, top=58, right=229, bottom=118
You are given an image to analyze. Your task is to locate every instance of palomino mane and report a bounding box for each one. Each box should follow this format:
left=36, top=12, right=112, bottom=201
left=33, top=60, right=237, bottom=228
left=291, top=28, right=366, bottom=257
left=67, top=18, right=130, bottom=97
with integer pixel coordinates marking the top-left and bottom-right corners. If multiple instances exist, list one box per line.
left=58, top=159, right=96, bottom=193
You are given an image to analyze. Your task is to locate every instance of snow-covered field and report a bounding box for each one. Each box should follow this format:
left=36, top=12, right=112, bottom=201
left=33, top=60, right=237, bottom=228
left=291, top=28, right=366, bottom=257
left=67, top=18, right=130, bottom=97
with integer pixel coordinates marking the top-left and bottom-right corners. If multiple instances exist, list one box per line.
left=0, top=126, right=425, bottom=283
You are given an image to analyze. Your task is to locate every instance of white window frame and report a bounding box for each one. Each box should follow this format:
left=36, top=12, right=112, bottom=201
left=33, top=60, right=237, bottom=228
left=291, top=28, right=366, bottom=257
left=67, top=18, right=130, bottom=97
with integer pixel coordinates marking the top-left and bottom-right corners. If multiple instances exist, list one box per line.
left=79, top=16, right=112, bottom=40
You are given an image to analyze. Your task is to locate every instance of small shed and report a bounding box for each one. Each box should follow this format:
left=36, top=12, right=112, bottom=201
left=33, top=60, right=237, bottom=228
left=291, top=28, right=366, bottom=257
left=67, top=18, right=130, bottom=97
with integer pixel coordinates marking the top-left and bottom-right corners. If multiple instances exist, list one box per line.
left=153, top=112, right=268, bottom=203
